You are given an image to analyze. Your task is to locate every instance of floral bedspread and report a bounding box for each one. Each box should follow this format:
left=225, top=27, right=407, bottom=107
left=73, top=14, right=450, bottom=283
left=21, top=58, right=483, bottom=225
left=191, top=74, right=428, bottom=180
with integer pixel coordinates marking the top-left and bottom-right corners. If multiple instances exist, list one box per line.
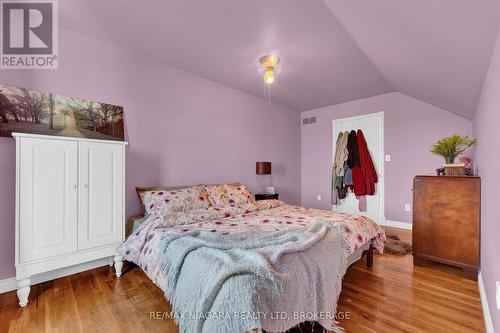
left=117, top=200, right=385, bottom=292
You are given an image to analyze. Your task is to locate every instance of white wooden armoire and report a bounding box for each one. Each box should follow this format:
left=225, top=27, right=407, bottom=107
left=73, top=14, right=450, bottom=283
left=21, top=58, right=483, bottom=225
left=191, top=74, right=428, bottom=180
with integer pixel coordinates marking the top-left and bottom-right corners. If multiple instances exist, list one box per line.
left=13, top=133, right=127, bottom=307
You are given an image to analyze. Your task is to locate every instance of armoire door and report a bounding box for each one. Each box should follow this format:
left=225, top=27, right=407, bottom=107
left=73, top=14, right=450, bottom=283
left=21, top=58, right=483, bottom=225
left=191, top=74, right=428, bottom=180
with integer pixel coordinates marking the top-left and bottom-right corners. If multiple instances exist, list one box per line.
left=78, top=142, right=124, bottom=250
left=19, top=138, right=79, bottom=262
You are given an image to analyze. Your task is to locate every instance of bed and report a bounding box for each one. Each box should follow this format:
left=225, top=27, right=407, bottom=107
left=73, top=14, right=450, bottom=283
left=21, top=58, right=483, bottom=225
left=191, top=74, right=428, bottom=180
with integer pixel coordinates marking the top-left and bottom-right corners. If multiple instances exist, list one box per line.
left=117, top=184, right=385, bottom=333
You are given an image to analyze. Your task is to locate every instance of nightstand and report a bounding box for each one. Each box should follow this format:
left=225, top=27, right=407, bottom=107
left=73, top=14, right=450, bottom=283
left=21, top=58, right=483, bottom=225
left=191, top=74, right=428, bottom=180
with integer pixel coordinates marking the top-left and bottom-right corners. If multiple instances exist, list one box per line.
left=255, top=193, right=279, bottom=201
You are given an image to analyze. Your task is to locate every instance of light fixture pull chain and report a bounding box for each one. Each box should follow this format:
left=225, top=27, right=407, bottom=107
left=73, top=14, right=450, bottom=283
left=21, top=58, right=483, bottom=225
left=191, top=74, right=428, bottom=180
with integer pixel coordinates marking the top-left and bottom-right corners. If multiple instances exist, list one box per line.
left=259, top=54, right=279, bottom=104
left=268, top=84, right=271, bottom=104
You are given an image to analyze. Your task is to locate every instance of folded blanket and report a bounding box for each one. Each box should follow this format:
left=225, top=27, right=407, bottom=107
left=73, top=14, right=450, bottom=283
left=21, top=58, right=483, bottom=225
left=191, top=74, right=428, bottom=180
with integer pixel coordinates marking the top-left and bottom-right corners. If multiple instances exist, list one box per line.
left=159, top=221, right=348, bottom=333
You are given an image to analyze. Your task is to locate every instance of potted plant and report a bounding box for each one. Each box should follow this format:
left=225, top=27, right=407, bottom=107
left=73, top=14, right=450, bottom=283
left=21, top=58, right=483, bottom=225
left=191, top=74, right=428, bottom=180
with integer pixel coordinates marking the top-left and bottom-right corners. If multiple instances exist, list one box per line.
left=430, top=134, right=477, bottom=176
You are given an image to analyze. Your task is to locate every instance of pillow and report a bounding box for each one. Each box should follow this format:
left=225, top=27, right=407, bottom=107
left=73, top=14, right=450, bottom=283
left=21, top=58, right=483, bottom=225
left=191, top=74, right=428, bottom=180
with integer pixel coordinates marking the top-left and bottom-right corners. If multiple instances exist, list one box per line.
left=225, top=184, right=256, bottom=205
left=136, top=185, right=191, bottom=213
left=141, top=186, right=211, bottom=215
left=204, top=183, right=255, bottom=206
left=204, top=184, right=230, bottom=206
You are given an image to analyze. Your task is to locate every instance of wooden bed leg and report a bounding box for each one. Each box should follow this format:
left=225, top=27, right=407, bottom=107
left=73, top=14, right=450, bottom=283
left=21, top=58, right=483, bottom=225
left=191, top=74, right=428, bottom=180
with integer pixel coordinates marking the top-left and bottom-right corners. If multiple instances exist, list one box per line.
left=366, top=244, right=374, bottom=268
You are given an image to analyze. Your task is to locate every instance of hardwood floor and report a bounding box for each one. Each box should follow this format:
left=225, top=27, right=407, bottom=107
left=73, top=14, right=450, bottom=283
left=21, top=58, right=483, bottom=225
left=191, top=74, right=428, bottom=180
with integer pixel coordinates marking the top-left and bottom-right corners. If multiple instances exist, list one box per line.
left=338, top=254, right=484, bottom=333
left=0, top=252, right=485, bottom=332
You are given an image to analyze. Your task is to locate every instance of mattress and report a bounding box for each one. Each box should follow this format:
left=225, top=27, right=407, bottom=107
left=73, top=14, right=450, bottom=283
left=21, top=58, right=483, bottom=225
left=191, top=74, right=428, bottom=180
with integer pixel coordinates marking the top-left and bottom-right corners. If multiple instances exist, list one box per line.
left=118, top=200, right=384, bottom=294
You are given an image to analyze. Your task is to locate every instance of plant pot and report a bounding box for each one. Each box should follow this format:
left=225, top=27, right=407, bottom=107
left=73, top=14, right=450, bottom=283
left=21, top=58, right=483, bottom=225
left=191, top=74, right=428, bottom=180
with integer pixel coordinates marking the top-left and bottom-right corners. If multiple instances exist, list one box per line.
left=443, top=163, right=466, bottom=176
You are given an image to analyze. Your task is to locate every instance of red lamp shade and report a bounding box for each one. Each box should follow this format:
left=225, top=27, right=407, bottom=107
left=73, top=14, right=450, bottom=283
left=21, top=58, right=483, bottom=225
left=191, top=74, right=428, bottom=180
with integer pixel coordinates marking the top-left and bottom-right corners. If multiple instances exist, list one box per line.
left=256, top=161, right=272, bottom=175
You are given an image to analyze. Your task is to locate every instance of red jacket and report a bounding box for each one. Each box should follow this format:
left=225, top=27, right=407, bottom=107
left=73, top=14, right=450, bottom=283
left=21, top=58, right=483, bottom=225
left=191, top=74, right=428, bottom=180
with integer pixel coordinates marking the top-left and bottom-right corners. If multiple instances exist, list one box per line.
left=354, top=130, right=378, bottom=196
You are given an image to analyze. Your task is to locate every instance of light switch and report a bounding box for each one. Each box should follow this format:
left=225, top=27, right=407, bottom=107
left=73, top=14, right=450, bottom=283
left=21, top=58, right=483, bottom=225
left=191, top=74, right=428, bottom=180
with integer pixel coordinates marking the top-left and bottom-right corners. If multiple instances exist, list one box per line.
left=317, top=195, right=322, bottom=201
left=404, top=204, right=411, bottom=212
left=385, top=154, right=391, bottom=162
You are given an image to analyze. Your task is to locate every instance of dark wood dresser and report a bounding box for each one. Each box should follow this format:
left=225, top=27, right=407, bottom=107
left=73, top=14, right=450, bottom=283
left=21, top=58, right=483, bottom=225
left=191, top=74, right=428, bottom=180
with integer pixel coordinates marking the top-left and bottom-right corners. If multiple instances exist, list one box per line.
left=412, top=175, right=480, bottom=280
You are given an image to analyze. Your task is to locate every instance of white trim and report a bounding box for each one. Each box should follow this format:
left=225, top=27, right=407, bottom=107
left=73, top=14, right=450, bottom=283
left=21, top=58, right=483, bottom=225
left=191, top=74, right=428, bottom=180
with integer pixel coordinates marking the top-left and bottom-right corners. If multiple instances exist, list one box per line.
left=0, top=277, right=16, bottom=294
left=330, top=112, right=384, bottom=124
left=12, top=132, right=128, bottom=145
left=380, top=219, right=413, bottom=230
left=479, top=271, right=496, bottom=333
left=378, top=112, right=385, bottom=226
left=0, top=257, right=111, bottom=294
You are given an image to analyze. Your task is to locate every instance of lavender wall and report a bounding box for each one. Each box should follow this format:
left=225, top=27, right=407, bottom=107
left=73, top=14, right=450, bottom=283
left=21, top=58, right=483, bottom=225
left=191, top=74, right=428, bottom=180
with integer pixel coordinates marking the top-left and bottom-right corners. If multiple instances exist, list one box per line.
left=0, top=28, right=301, bottom=280
left=301, top=92, right=472, bottom=223
left=473, top=29, right=500, bottom=332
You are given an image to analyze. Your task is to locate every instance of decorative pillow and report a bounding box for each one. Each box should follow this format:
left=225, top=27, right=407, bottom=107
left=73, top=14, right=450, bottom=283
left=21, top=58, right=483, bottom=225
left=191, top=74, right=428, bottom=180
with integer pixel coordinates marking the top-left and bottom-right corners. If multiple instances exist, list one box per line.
left=141, top=186, right=211, bottom=215
left=225, top=184, right=256, bottom=205
left=204, top=184, right=229, bottom=206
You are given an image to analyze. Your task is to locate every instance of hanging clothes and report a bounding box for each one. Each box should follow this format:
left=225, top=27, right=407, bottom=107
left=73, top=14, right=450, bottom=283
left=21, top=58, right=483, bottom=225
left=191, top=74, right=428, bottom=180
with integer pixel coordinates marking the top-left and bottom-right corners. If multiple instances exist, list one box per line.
left=346, top=130, right=363, bottom=197
left=334, top=131, right=349, bottom=176
left=352, top=167, right=364, bottom=196
left=356, top=129, right=378, bottom=196
left=339, top=161, right=350, bottom=199
left=358, top=195, right=367, bottom=212
left=332, top=128, right=377, bottom=212
left=355, top=129, right=378, bottom=212
left=337, top=181, right=347, bottom=199
left=346, top=130, right=359, bottom=168
left=332, top=131, right=349, bottom=205
left=343, top=166, right=353, bottom=186
left=331, top=132, right=343, bottom=205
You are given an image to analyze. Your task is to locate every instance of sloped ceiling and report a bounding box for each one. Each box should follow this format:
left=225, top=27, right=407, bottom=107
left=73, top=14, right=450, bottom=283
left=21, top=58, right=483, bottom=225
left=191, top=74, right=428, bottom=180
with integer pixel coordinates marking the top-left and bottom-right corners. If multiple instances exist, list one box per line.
left=323, top=0, right=500, bottom=119
left=59, top=0, right=500, bottom=118
left=58, top=0, right=391, bottom=111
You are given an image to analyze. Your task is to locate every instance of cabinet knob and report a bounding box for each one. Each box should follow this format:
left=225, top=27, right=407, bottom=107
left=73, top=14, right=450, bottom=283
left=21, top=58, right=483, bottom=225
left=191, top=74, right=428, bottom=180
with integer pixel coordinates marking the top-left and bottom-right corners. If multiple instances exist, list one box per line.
left=83, top=184, right=88, bottom=189
left=72, top=184, right=77, bottom=190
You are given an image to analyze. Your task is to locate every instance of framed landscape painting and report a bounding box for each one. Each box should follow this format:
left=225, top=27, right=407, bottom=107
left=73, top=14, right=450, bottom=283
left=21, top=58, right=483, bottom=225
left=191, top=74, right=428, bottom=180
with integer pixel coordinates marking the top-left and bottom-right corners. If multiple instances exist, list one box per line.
left=0, top=83, right=124, bottom=141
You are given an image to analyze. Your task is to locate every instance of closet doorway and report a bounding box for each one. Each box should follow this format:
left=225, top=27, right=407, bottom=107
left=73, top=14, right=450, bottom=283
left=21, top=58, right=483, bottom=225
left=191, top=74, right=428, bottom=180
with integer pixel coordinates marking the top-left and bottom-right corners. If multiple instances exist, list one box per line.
left=332, top=112, right=384, bottom=224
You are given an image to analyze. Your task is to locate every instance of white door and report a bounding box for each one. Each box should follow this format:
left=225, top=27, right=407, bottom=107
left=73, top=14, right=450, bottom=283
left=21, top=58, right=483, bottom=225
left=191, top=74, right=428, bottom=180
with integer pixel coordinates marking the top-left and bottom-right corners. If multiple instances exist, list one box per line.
left=19, top=138, right=78, bottom=262
left=332, top=112, right=384, bottom=224
left=78, top=142, right=124, bottom=250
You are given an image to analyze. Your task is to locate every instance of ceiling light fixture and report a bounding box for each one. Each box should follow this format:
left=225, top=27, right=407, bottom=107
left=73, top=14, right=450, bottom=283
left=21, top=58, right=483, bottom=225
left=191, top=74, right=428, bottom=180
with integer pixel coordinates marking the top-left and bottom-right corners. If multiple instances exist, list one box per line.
left=259, top=54, right=280, bottom=103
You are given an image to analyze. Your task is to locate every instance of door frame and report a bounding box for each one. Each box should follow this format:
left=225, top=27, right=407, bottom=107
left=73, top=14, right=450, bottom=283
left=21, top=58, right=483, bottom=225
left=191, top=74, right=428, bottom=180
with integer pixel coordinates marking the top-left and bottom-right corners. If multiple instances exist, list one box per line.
left=331, top=111, right=385, bottom=225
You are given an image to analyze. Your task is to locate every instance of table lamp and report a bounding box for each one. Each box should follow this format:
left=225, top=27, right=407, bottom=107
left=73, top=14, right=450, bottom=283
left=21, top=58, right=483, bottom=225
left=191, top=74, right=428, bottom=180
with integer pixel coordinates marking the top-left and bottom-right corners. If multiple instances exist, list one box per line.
left=256, top=161, right=274, bottom=194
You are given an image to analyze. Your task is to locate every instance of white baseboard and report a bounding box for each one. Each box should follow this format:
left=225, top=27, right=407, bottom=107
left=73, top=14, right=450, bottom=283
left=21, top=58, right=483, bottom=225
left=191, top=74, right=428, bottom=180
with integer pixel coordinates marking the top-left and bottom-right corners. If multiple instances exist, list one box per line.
left=380, top=219, right=412, bottom=230
left=479, top=271, right=496, bottom=333
left=0, top=277, right=16, bottom=294
left=0, top=257, right=112, bottom=294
